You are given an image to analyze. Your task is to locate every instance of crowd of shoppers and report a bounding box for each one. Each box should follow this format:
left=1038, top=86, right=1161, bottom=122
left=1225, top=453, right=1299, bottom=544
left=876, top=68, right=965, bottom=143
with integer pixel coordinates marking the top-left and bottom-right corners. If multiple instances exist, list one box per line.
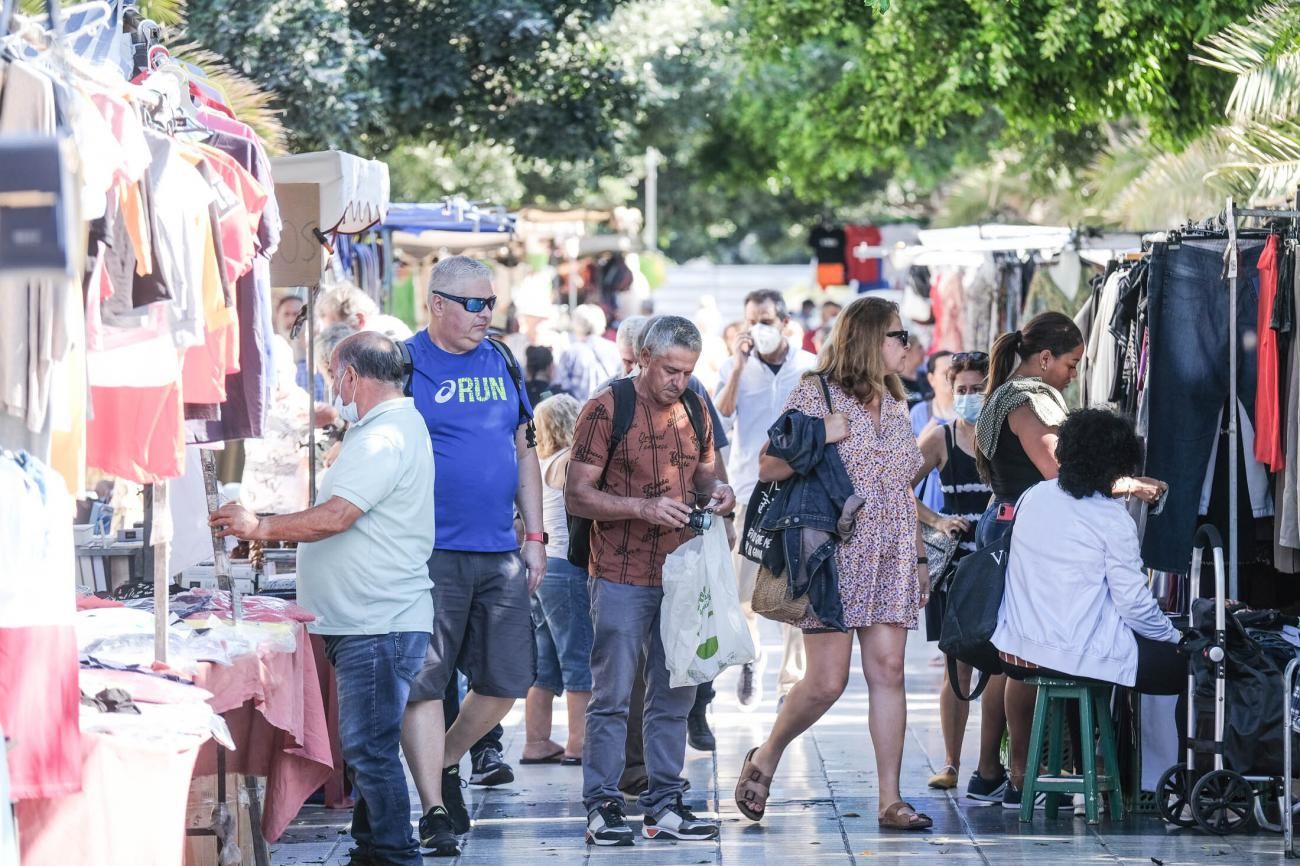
left=217, top=263, right=1190, bottom=861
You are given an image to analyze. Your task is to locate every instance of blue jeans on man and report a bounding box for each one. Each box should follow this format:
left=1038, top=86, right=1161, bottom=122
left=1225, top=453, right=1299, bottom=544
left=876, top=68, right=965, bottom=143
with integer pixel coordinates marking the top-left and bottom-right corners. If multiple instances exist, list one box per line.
left=325, top=632, right=430, bottom=866
left=582, top=578, right=696, bottom=815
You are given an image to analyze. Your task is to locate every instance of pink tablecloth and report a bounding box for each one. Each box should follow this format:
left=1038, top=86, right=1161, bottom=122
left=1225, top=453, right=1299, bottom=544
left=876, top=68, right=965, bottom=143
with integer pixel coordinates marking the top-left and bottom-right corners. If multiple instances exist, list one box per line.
left=309, top=633, right=352, bottom=809
left=17, top=730, right=203, bottom=866
left=192, top=623, right=333, bottom=842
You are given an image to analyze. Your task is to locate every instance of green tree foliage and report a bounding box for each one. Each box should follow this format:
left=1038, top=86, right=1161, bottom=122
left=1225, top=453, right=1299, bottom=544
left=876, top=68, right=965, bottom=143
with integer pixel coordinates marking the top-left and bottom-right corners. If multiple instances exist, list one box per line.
left=186, top=0, right=638, bottom=157
left=381, top=0, right=898, bottom=262
left=727, top=0, right=1265, bottom=196
left=185, top=0, right=382, bottom=150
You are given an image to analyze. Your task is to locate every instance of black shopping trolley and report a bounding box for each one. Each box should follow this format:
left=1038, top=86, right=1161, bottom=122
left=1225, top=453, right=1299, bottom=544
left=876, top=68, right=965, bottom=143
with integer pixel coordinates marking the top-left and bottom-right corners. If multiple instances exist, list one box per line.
left=1157, top=526, right=1294, bottom=837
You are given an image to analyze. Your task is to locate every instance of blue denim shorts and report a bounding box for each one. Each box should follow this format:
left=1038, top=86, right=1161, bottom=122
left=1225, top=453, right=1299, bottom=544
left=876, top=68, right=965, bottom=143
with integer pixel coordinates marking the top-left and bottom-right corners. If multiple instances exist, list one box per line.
left=975, top=500, right=1015, bottom=549
left=533, top=557, right=595, bottom=694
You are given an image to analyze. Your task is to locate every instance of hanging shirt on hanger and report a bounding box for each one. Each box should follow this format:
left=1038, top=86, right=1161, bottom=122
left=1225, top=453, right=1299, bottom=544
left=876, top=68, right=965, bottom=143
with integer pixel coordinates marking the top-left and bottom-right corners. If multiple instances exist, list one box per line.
left=1255, top=235, right=1284, bottom=471
left=844, top=224, right=885, bottom=289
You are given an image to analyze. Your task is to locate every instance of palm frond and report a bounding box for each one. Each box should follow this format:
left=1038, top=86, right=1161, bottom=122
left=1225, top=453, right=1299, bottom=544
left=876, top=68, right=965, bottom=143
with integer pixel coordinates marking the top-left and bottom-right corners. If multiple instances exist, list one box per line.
left=18, top=0, right=185, bottom=26
left=1098, top=131, right=1240, bottom=228
left=134, top=0, right=185, bottom=28
left=1078, top=129, right=1161, bottom=221
left=1194, top=2, right=1300, bottom=123
left=169, top=42, right=288, bottom=155
left=1193, top=2, right=1294, bottom=76
left=1214, top=118, right=1300, bottom=202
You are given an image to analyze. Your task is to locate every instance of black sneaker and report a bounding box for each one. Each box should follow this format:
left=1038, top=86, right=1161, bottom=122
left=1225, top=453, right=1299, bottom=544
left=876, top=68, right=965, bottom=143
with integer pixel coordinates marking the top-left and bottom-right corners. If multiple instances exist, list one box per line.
left=965, top=768, right=1009, bottom=803
left=342, top=847, right=378, bottom=866
left=687, top=712, right=716, bottom=752
left=469, top=746, right=515, bottom=787
left=642, top=796, right=719, bottom=841
left=586, top=799, right=635, bottom=846
left=1002, top=782, right=1045, bottom=811
left=442, top=765, right=471, bottom=834
left=418, top=807, right=461, bottom=857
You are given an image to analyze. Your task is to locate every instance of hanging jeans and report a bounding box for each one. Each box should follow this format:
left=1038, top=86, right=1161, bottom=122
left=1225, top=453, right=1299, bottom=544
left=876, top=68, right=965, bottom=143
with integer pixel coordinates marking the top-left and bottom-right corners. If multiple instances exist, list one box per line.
left=1142, top=237, right=1265, bottom=573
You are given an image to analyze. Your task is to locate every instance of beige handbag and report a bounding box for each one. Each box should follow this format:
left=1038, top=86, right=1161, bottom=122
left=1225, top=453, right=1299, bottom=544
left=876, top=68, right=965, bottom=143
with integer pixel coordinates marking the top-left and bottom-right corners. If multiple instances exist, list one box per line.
left=751, top=563, right=810, bottom=624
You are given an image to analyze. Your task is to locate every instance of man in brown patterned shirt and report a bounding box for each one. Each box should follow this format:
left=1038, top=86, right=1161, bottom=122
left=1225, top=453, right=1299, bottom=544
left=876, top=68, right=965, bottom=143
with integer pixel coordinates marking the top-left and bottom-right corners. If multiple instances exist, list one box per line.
left=566, top=316, right=735, bottom=846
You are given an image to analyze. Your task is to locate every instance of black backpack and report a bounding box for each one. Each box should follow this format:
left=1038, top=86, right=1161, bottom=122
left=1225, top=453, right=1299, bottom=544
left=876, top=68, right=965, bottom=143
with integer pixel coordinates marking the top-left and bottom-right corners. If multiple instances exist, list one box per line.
left=937, top=516, right=1014, bottom=701
left=566, top=377, right=706, bottom=570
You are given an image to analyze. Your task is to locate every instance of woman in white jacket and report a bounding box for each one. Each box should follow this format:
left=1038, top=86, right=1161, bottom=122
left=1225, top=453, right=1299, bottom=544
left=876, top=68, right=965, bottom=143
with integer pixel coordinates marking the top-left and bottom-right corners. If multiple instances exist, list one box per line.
left=992, top=409, right=1184, bottom=807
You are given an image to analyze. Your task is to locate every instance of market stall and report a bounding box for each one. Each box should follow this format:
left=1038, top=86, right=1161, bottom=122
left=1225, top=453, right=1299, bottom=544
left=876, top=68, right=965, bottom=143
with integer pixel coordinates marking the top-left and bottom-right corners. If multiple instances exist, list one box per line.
left=368, top=198, right=518, bottom=326
left=0, top=4, right=387, bottom=864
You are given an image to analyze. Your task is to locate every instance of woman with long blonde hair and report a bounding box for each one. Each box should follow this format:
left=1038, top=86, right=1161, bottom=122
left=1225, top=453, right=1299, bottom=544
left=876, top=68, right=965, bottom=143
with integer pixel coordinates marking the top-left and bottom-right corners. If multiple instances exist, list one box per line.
left=734, top=296, right=932, bottom=831
left=521, top=393, right=595, bottom=765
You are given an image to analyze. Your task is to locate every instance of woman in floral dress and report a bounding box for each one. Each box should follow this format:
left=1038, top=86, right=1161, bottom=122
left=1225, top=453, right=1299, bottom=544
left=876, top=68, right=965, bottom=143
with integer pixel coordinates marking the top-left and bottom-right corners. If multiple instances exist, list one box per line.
left=734, top=296, right=932, bottom=831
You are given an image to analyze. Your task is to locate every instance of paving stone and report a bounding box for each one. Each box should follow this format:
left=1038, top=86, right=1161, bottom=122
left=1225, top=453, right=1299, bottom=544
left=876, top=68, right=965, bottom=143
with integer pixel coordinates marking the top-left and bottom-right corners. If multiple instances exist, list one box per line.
left=271, top=626, right=1294, bottom=865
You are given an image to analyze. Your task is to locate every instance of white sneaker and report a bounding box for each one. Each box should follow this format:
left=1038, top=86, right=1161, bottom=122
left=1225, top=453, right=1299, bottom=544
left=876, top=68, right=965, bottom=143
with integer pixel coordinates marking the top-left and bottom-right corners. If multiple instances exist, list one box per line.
left=1073, top=792, right=1106, bottom=818
left=641, top=798, right=719, bottom=841
left=585, top=800, right=635, bottom=847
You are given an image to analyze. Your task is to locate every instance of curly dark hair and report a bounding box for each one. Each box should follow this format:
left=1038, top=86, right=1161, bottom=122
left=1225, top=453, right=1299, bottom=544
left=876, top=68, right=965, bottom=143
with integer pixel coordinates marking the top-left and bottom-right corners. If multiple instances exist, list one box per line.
left=1055, top=409, right=1143, bottom=499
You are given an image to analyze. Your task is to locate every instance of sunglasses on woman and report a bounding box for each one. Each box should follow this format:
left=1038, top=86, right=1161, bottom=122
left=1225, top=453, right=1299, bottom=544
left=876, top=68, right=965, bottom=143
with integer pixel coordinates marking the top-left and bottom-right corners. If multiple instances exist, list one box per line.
left=951, top=351, right=989, bottom=364
left=886, top=329, right=910, bottom=347
left=434, top=290, right=498, bottom=313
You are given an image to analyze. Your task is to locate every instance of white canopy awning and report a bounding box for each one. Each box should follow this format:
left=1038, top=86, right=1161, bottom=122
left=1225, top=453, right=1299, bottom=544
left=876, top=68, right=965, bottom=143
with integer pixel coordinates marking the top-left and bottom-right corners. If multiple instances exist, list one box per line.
left=270, top=151, right=391, bottom=235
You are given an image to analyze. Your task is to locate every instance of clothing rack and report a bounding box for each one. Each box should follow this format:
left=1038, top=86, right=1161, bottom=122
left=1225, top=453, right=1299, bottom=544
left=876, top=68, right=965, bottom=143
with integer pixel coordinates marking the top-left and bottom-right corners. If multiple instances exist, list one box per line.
left=1216, top=196, right=1300, bottom=598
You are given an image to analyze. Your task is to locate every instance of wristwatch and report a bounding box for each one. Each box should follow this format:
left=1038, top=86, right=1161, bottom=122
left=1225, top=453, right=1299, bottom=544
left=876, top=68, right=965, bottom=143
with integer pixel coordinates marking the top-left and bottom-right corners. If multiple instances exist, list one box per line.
left=525, top=532, right=549, bottom=545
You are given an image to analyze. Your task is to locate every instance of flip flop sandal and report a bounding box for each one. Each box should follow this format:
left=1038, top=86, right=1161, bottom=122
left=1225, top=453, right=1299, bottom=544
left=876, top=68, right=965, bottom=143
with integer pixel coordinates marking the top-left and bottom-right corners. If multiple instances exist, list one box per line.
left=519, top=748, right=565, bottom=765
left=735, top=747, right=773, bottom=822
left=561, top=756, right=582, bottom=766
left=878, top=801, right=933, bottom=832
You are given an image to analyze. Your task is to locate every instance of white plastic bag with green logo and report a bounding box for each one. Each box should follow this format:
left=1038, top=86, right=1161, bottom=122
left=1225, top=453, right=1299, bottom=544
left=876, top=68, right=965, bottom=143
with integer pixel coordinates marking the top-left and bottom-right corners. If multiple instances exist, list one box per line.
left=660, top=520, right=756, bottom=688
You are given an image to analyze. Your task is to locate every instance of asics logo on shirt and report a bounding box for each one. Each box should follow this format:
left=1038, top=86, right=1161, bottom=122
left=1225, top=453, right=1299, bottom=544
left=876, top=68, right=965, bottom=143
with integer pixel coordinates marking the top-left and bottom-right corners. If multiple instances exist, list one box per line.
left=433, top=376, right=510, bottom=405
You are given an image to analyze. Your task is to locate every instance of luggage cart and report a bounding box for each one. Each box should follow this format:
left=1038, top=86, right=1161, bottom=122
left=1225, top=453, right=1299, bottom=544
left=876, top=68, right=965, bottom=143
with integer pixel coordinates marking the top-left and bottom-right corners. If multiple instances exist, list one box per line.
left=1156, top=526, right=1288, bottom=836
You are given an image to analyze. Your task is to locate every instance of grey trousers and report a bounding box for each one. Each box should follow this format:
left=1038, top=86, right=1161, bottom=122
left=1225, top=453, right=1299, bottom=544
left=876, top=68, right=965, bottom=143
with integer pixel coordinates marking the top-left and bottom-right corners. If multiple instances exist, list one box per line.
left=582, top=578, right=696, bottom=814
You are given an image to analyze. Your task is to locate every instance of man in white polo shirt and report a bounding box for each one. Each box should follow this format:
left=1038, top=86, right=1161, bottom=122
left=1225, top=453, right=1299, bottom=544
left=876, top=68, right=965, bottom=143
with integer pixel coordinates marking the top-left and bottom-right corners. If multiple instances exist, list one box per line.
left=212, top=331, right=435, bottom=866
left=714, top=289, right=818, bottom=709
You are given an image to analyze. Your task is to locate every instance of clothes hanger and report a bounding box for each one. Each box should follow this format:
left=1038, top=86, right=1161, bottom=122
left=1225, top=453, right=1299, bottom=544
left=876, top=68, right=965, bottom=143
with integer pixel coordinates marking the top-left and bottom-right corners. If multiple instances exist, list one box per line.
left=31, top=1, right=109, bottom=49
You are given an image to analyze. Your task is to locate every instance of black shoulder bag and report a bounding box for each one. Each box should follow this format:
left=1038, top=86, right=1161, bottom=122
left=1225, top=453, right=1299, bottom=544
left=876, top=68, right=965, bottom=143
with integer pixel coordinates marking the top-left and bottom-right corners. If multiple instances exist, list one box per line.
left=937, top=511, right=1016, bottom=701
left=740, top=374, right=834, bottom=565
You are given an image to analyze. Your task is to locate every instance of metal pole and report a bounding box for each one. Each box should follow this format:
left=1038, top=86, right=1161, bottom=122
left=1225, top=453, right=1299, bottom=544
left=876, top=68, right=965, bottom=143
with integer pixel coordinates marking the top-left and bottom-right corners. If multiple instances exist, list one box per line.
left=643, top=147, right=659, bottom=252
left=307, top=285, right=317, bottom=503
left=1285, top=657, right=1298, bottom=856
left=1225, top=197, right=1240, bottom=600
left=144, top=483, right=169, bottom=664
left=381, top=228, right=394, bottom=315
left=201, top=449, right=242, bottom=623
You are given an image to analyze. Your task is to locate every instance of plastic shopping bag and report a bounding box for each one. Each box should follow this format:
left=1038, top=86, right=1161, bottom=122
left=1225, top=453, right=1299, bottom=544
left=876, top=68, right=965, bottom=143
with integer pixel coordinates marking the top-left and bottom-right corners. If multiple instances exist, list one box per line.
left=659, top=521, right=757, bottom=688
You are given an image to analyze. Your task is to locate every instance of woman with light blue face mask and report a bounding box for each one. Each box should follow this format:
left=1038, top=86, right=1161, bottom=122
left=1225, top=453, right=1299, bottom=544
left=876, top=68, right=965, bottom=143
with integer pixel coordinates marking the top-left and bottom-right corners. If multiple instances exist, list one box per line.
left=908, top=352, right=998, bottom=797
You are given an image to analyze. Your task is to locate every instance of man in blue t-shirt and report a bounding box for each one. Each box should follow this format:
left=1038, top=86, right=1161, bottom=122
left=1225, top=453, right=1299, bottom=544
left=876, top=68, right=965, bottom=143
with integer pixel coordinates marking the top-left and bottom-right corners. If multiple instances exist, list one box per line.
left=400, top=256, right=545, bottom=857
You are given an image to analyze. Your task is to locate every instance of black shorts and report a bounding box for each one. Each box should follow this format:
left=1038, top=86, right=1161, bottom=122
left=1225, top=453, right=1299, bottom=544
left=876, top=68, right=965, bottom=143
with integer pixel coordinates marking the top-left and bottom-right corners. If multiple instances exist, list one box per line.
left=924, top=588, right=947, bottom=642
left=1001, top=635, right=1185, bottom=696
left=408, top=550, right=537, bottom=702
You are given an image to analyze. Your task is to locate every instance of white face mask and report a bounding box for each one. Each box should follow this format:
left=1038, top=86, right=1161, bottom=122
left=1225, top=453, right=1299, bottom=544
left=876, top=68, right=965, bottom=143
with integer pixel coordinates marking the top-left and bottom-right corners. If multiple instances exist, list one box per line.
left=332, top=368, right=360, bottom=425
left=952, top=393, right=983, bottom=425
left=749, top=323, right=783, bottom=356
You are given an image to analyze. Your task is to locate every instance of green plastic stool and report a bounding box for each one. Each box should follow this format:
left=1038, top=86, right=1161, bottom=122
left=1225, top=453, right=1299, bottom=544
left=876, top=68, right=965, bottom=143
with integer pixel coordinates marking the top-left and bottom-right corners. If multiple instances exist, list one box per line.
left=1020, top=677, right=1126, bottom=825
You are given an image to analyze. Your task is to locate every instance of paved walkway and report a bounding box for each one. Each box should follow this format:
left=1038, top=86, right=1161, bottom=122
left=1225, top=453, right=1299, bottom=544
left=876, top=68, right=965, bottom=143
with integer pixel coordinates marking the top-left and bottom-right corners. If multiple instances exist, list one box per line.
left=272, top=625, right=1293, bottom=865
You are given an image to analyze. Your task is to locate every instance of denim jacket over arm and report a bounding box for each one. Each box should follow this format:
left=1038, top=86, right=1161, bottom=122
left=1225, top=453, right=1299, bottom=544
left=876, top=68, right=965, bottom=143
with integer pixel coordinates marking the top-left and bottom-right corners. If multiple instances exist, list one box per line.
left=758, top=409, right=862, bottom=630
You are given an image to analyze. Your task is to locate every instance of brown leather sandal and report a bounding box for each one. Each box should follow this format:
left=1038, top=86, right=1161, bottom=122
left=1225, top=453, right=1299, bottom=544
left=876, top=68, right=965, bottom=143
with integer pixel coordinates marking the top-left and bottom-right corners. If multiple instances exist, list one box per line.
left=735, top=747, right=773, bottom=822
left=878, top=800, right=933, bottom=831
